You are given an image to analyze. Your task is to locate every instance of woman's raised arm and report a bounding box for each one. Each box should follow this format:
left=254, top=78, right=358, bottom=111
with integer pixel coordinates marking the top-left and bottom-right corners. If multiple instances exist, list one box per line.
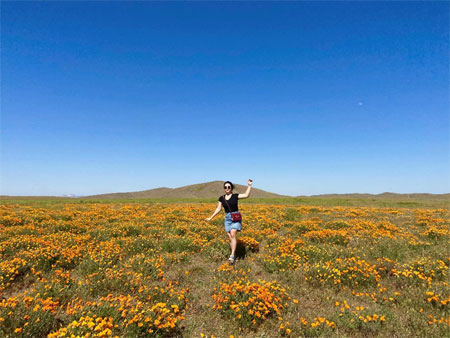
left=238, top=179, right=253, bottom=199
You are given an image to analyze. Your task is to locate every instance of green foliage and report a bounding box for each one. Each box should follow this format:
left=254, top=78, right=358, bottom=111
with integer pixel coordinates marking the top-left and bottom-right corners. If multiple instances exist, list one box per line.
left=284, top=208, right=303, bottom=221
left=161, top=237, right=195, bottom=253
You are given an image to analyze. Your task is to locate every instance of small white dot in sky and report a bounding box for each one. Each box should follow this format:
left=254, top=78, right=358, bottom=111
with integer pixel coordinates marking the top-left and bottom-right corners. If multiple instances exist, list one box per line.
left=358, top=101, right=364, bottom=106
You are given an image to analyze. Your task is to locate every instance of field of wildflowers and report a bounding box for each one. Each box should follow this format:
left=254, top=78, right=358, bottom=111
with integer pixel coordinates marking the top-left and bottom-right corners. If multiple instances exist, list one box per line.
left=0, top=200, right=448, bottom=337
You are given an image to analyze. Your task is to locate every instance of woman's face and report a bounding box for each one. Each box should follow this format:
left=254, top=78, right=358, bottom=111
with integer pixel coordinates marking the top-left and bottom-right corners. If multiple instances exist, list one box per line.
left=224, top=184, right=232, bottom=194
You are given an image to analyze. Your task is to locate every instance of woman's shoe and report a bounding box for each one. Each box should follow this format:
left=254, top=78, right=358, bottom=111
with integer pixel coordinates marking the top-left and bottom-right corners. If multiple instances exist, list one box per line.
left=228, top=255, right=236, bottom=265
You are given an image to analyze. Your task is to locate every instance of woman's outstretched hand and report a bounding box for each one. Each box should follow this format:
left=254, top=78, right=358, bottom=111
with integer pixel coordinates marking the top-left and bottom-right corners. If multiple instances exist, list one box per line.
left=205, top=217, right=212, bottom=222
left=248, top=179, right=253, bottom=186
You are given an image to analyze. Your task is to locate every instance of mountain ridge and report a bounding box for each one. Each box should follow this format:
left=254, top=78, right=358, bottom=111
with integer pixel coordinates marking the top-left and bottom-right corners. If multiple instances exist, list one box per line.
left=1, top=181, right=448, bottom=199
left=81, top=180, right=285, bottom=199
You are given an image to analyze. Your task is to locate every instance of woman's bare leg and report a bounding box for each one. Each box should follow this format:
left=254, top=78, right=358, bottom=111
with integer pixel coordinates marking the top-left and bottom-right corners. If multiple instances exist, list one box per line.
left=226, top=232, right=232, bottom=241
left=229, top=229, right=237, bottom=257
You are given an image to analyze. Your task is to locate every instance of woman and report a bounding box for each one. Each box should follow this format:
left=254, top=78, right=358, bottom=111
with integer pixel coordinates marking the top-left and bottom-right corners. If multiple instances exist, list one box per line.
left=205, top=179, right=253, bottom=264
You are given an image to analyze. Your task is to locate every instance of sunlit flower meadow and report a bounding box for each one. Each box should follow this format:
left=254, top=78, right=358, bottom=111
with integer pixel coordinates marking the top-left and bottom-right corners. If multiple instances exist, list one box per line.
left=0, top=202, right=448, bottom=337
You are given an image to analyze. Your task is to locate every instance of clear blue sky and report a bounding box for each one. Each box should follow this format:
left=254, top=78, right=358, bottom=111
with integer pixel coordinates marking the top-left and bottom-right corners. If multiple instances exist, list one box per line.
left=1, top=2, right=448, bottom=197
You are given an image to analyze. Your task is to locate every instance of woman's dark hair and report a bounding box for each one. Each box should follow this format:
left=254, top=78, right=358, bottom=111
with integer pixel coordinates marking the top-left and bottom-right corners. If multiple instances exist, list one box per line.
left=223, top=181, right=234, bottom=191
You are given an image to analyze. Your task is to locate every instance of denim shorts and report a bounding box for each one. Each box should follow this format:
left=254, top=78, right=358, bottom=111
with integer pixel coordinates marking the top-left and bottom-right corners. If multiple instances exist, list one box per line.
left=224, top=212, right=242, bottom=233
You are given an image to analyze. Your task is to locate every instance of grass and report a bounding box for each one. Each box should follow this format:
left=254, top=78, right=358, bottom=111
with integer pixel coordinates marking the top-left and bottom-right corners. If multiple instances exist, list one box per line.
left=1, top=194, right=449, bottom=209
left=0, top=198, right=448, bottom=337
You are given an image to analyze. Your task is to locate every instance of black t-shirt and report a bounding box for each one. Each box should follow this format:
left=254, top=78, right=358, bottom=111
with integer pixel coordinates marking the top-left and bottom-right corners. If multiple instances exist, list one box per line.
left=219, top=193, right=239, bottom=213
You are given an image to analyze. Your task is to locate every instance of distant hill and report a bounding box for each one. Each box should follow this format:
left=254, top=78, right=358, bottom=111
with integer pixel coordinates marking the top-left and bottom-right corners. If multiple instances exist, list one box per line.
left=1, top=183, right=448, bottom=201
left=303, top=193, right=450, bottom=200
left=81, top=181, right=287, bottom=199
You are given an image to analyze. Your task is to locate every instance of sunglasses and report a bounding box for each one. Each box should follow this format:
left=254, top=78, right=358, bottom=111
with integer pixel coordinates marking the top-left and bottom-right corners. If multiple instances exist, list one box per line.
left=224, top=186, right=232, bottom=189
